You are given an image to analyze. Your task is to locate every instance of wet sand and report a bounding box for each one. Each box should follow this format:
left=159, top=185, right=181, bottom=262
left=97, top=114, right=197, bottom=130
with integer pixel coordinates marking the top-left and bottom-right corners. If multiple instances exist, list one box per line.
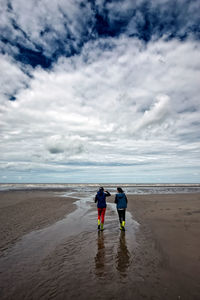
left=0, top=190, right=76, bottom=252
left=0, top=191, right=200, bottom=299
left=128, top=193, right=200, bottom=300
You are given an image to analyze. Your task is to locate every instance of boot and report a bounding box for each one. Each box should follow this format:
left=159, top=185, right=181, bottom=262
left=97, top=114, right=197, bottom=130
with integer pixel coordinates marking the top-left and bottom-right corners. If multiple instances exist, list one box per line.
left=98, top=219, right=100, bottom=230
left=100, top=223, right=104, bottom=231
left=122, top=221, right=125, bottom=231
left=120, top=222, right=122, bottom=230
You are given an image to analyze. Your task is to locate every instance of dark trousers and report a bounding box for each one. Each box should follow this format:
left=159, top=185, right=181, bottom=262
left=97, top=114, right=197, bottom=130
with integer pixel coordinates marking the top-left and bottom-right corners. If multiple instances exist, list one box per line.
left=117, top=209, right=126, bottom=223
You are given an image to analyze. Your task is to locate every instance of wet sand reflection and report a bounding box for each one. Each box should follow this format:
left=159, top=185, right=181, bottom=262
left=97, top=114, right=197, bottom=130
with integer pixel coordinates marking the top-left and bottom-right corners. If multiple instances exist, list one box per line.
left=95, top=229, right=131, bottom=280
left=95, top=231, right=105, bottom=277
left=116, top=231, right=130, bottom=277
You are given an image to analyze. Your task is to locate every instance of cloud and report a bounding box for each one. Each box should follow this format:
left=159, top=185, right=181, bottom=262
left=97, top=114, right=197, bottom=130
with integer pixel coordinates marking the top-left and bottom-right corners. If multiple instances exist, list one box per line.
left=46, top=135, right=84, bottom=155
left=102, top=0, right=200, bottom=40
left=0, top=0, right=95, bottom=64
left=0, top=53, right=30, bottom=105
left=0, top=0, right=200, bottom=182
left=0, top=0, right=200, bottom=69
left=0, top=36, right=200, bottom=182
left=133, top=95, right=171, bottom=132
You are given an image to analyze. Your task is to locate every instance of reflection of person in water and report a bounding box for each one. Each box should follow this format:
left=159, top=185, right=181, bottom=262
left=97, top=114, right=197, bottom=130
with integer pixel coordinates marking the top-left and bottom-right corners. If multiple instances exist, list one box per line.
left=95, top=232, right=105, bottom=277
left=116, top=231, right=130, bottom=277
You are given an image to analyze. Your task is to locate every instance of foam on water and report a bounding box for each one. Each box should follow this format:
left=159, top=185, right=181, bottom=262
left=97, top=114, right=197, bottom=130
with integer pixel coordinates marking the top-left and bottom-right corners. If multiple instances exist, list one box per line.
left=1, top=183, right=200, bottom=194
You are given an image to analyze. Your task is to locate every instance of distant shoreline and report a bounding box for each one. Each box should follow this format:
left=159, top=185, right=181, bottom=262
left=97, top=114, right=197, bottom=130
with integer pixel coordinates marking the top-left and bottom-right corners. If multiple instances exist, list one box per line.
left=0, top=183, right=200, bottom=194
left=1, top=183, right=200, bottom=186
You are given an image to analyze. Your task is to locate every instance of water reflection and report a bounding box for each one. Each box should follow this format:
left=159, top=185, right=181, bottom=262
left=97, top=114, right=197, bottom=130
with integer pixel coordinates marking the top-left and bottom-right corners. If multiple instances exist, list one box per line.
left=95, top=231, right=105, bottom=277
left=116, top=231, right=130, bottom=277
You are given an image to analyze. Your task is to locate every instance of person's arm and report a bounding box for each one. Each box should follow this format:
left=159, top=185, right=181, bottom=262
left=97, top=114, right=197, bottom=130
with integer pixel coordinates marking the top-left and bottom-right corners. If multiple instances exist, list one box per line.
left=115, top=194, right=118, bottom=204
left=125, top=194, right=128, bottom=204
left=105, top=191, right=111, bottom=197
left=95, top=194, right=98, bottom=203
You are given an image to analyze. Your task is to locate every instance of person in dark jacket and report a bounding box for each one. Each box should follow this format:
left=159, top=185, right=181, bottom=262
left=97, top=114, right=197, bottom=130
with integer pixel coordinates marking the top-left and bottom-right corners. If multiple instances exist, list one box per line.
left=95, top=187, right=111, bottom=231
left=115, top=187, right=128, bottom=231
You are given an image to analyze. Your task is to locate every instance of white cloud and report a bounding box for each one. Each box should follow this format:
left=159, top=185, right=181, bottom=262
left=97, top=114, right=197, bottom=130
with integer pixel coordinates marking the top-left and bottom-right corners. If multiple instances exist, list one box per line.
left=0, top=54, right=29, bottom=104
left=133, top=95, right=171, bottom=132
left=0, top=0, right=95, bottom=57
left=0, top=36, right=200, bottom=182
left=45, top=135, right=84, bottom=155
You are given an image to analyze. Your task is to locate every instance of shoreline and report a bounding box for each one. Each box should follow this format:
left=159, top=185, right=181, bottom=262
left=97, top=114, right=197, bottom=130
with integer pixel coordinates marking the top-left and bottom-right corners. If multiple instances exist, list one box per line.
left=1, top=183, right=200, bottom=193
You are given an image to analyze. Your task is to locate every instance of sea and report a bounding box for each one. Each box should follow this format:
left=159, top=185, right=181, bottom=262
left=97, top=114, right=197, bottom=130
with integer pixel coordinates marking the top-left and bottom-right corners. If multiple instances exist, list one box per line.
left=0, top=183, right=200, bottom=194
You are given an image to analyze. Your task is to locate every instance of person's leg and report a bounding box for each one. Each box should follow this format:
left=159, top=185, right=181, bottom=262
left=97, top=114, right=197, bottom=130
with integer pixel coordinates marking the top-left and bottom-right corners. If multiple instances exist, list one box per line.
left=117, top=210, right=123, bottom=229
left=117, top=209, right=122, bottom=222
left=122, top=209, right=126, bottom=230
left=97, top=208, right=102, bottom=229
left=100, top=208, right=106, bottom=230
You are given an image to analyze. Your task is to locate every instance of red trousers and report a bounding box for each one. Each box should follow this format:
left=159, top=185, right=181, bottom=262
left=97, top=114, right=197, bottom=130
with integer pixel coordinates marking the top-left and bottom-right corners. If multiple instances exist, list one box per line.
left=98, top=208, right=106, bottom=224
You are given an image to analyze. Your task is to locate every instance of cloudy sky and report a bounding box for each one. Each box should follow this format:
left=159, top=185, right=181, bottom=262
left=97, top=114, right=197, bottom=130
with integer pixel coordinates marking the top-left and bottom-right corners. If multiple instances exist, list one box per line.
left=0, top=0, right=200, bottom=183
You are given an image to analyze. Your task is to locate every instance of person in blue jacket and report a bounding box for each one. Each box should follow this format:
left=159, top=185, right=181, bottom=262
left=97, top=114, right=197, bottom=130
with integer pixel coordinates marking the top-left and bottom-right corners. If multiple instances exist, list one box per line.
left=95, top=187, right=111, bottom=231
left=115, top=187, right=128, bottom=231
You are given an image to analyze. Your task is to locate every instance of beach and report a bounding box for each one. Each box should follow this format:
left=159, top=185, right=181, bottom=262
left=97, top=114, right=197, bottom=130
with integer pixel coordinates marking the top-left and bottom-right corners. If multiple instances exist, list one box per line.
left=0, top=189, right=200, bottom=299
left=128, top=193, right=200, bottom=299
left=0, top=190, right=76, bottom=252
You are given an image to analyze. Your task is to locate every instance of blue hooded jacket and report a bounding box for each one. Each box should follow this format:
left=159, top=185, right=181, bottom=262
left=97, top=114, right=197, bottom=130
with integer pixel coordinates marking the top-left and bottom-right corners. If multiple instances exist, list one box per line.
left=95, top=190, right=111, bottom=208
left=115, top=192, right=127, bottom=209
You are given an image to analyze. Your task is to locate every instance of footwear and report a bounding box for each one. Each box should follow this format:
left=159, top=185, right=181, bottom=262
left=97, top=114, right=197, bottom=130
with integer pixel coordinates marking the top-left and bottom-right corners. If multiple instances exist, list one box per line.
left=100, top=223, right=104, bottom=231
left=122, top=221, right=125, bottom=231
left=97, top=219, right=100, bottom=230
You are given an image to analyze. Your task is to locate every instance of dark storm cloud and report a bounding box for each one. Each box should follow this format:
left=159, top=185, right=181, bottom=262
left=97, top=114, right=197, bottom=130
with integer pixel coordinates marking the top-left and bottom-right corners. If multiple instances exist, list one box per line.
left=0, top=0, right=199, bottom=68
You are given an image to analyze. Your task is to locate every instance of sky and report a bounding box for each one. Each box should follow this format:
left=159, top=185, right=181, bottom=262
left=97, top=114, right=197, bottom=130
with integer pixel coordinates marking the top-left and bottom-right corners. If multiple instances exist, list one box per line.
left=0, top=0, right=200, bottom=183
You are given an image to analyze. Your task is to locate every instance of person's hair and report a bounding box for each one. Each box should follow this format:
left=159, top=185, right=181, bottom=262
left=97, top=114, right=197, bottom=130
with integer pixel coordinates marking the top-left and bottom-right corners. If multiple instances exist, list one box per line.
left=117, top=187, right=124, bottom=193
left=99, top=186, right=104, bottom=191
